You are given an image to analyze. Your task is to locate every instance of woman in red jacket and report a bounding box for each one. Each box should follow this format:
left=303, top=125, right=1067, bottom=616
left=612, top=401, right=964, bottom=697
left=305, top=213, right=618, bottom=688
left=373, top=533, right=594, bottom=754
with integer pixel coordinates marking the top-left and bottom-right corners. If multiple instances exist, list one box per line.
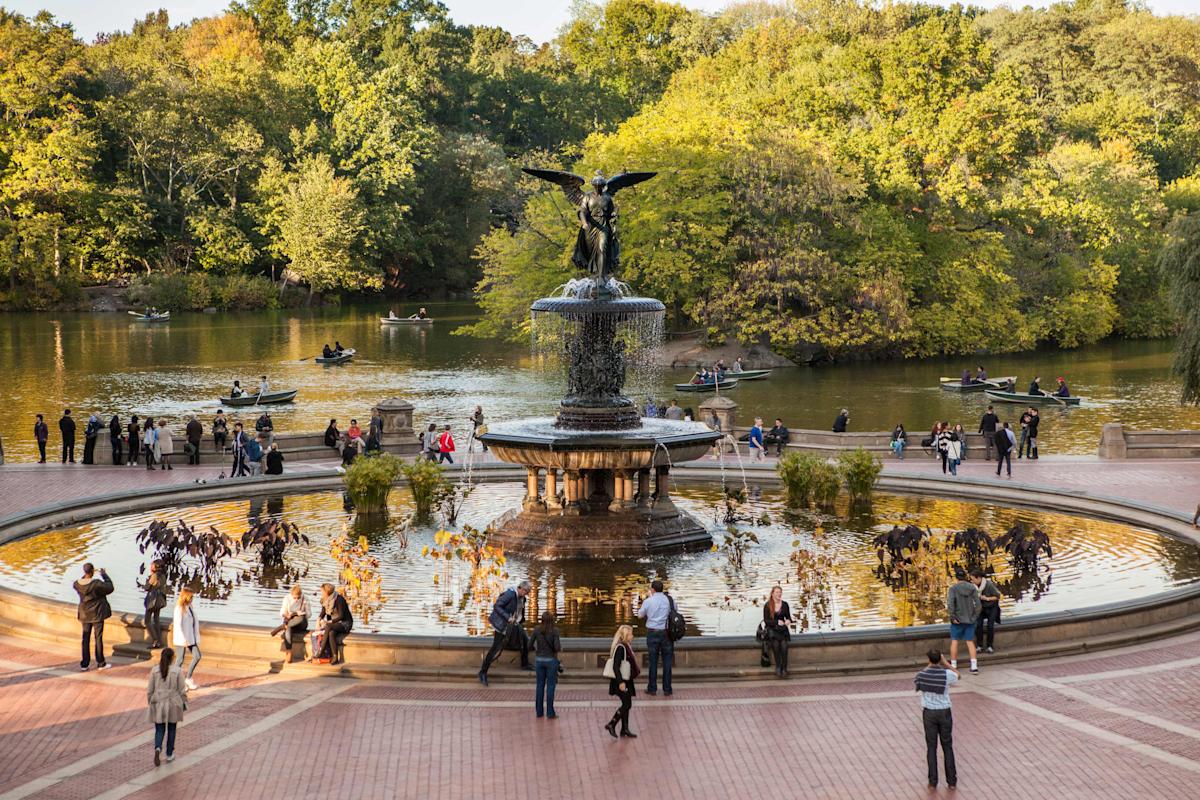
left=437, top=425, right=456, bottom=464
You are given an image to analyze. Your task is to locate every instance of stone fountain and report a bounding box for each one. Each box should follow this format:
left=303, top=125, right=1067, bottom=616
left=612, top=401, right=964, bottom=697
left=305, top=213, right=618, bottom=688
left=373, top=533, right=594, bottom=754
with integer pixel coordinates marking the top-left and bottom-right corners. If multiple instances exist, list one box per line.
left=479, top=167, right=720, bottom=557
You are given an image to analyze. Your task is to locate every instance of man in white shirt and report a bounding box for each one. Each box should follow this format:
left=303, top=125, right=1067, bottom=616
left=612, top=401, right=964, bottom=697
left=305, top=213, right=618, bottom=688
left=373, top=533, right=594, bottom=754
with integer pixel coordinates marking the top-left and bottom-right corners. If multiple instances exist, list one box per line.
left=914, top=649, right=959, bottom=788
left=258, top=375, right=270, bottom=396
left=636, top=580, right=673, bottom=696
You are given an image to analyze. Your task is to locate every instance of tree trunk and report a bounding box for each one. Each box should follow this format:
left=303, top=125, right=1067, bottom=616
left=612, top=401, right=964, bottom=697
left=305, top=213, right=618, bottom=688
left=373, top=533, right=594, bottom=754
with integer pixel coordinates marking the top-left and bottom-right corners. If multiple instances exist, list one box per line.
left=52, top=226, right=61, bottom=280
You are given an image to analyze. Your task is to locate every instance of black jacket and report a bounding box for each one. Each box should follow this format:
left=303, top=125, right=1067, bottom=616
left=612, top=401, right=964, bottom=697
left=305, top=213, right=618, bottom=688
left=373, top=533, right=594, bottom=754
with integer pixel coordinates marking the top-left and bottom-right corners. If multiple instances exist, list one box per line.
left=763, top=600, right=793, bottom=640
left=1027, top=415, right=1040, bottom=436
left=34, top=421, right=48, bottom=442
left=529, top=628, right=562, bottom=659
left=1028, top=380, right=1040, bottom=395
left=979, top=412, right=999, bottom=434
left=832, top=414, right=848, bottom=433
left=74, top=574, right=114, bottom=623
left=608, top=642, right=638, bottom=697
left=59, top=415, right=76, bottom=440
left=994, top=429, right=1013, bottom=454
left=128, top=422, right=140, bottom=447
left=322, top=592, right=353, bottom=631
left=109, top=417, right=122, bottom=439
left=186, top=419, right=203, bottom=443
left=266, top=450, right=284, bottom=474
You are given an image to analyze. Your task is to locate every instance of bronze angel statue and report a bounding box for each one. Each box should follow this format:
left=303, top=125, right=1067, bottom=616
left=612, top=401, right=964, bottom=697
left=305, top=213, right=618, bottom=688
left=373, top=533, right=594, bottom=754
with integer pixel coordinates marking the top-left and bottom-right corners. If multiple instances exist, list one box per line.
left=522, top=167, right=656, bottom=283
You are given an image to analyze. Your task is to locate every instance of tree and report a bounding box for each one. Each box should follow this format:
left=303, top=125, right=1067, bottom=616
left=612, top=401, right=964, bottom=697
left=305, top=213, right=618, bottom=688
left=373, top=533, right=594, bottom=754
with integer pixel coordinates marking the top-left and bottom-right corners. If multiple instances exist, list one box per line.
left=1161, top=213, right=1200, bottom=404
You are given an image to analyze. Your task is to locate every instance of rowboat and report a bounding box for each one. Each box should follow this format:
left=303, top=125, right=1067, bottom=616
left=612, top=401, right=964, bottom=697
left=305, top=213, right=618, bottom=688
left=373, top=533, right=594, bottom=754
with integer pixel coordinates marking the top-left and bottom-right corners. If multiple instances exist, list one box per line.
left=218, top=389, right=298, bottom=406
left=129, top=311, right=170, bottom=322
left=674, top=380, right=739, bottom=393
left=939, top=375, right=1016, bottom=392
left=984, top=390, right=1081, bottom=406
left=728, top=369, right=772, bottom=381
left=380, top=317, right=433, bottom=325
left=315, top=349, right=355, bottom=365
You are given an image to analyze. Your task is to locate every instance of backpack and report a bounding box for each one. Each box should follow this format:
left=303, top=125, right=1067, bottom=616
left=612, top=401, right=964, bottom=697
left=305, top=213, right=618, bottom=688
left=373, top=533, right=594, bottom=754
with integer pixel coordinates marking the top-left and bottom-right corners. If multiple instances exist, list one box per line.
left=666, top=594, right=686, bottom=642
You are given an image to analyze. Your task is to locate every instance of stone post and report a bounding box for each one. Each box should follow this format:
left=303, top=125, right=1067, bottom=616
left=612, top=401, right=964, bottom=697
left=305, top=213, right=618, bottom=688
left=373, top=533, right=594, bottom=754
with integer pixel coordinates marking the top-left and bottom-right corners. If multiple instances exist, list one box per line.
left=564, top=470, right=582, bottom=515
left=545, top=468, right=560, bottom=509
left=653, top=465, right=677, bottom=513
left=698, top=396, right=738, bottom=454
left=524, top=466, right=542, bottom=510
left=373, top=398, right=415, bottom=437
left=1098, top=423, right=1127, bottom=459
left=637, top=468, right=651, bottom=509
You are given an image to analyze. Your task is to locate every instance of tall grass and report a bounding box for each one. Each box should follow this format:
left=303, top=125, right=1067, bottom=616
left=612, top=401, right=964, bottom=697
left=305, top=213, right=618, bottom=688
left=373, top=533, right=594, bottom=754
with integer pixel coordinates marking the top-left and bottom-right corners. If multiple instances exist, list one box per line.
left=400, top=458, right=450, bottom=517
left=342, top=454, right=404, bottom=513
left=838, top=448, right=882, bottom=507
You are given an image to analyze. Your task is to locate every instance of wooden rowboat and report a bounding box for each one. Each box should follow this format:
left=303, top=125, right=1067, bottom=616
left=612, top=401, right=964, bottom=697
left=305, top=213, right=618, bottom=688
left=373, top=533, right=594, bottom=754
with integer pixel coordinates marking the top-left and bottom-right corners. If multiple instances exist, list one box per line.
left=315, top=349, right=355, bottom=365
left=218, top=389, right=298, bottom=406
left=674, top=379, right=739, bottom=393
left=129, top=311, right=170, bottom=322
left=728, top=369, right=771, bottom=381
left=984, top=390, right=1081, bottom=406
left=939, top=375, right=1016, bottom=392
left=380, top=317, right=433, bottom=325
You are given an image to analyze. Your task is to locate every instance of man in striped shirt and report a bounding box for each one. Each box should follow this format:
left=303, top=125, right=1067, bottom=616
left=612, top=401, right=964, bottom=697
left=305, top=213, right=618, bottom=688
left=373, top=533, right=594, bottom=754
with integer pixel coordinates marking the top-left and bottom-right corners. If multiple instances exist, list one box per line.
left=915, top=648, right=960, bottom=788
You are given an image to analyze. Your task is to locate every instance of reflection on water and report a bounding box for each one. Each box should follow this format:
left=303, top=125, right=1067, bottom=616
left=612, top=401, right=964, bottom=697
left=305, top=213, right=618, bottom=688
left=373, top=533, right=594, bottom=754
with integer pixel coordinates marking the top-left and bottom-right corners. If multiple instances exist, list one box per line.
left=0, top=306, right=1197, bottom=460
left=2, top=483, right=1197, bottom=636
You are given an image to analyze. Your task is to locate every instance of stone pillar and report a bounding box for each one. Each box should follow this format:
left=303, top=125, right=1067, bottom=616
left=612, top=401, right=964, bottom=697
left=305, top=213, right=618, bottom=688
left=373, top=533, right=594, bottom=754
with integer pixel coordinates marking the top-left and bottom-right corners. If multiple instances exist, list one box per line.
left=610, top=469, right=635, bottom=512
left=653, top=466, right=677, bottom=513
left=699, top=396, right=738, bottom=454
left=524, top=466, right=541, bottom=510
left=373, top=398, right=415, bottom=437
left=545, top=468, right=560, bottom=509
left=1098, top=423, right=1127, bottom=459
left=637, top=468, right=651, bottom=509
left=564, top=470, right=583, bottom=515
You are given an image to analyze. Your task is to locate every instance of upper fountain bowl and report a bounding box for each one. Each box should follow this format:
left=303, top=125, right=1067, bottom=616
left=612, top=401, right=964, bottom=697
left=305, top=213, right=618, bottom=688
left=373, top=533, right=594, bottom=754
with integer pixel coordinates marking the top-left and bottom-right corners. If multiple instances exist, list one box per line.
left=531, top=277, right=665, bottom=318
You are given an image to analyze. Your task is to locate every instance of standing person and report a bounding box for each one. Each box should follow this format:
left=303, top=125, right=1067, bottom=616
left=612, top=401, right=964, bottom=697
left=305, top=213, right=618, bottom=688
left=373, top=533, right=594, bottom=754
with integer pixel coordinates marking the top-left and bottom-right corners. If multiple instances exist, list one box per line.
left=832, top=408, right=849, bottom=433
left=937, top=423, right=952, bottom=475
left=147, top=647, right=188, bottom=766
left=1025, top=408, right=1040, bottom=459
left=258, top=375, right=270, bottom=396
left=636, top=579, right=674, bottom=696
left=127, top=415, right=141, bottom=466
left=437, top=425, right=456, bottom=464
left=915, top=649, right=959, bottom=789
left=995, top=422, right=1014, bottom=477
left=952, top=423, right=968, bottom=461
left=244, top=435, right=263, bottom=476
left=947, top=570, right=981, bottom=674
left=471, top=406, right=488, bottom=452
left=82, top=413, right=102, bottom=465
left=604, top=625, right=638, bottom=739
left=143, top=417, right=157, bottom=470
left=142, top=559, right=167, bottom=649
left=109, top=415, right=124, bottom=465
left=33, top=414, right=48, bottom=463
left=156, top=419, right=174, bottom=471
left=265, top=443, right=284, bottom=475
left=272, top=584, right=309, bottom=663
left=255, top=412, right=274, bottom=447
left=212, top=410, right=228, bottom=454
left=762, top=585, right=794, bottom=677
left=59, top=408, right=76, bottom=463
left=664, top=400, right=683, bottom=421
left=529, top=612, right=562, bottom=719
left=172, top=587, right=201, bottom=690
left=643, top=398, right=657, bottom=418
left=73, top=563, right=114, bottom=671
left=1017, top=407, right=1033, bottom=459
left=946, top=432, right=962, bottom=476
left=974, top=569, right=1001, bottom=654
left=478, top=580, right=532, bottom=685
left=767, top=418, right=789, bottom=456
left=316, top=583, right=353, bottom=665
left=367, top=409, right=384, bottom=453
left=185, top=416, right=203, bottom=465
left=422, top=423, right=438, bottom=461
left=978, top=405, right=999, bottom=461
left=748, top=417, right=765, bottom=462
left=891, top=423, right=907, bottom=459
left=231, top=422, right=248, bottom=477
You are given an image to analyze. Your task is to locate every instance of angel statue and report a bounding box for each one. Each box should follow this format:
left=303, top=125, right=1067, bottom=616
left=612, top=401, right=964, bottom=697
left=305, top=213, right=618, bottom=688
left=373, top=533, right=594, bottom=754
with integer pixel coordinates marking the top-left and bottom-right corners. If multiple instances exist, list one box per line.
left=522, top=167, right=656, bottom=285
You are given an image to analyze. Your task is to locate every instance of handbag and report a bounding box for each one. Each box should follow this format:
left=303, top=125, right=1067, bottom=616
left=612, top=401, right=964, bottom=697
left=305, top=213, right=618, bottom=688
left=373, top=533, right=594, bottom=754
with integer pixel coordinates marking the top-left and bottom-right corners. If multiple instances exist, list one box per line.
left=602, top=654, right=617, bottom=679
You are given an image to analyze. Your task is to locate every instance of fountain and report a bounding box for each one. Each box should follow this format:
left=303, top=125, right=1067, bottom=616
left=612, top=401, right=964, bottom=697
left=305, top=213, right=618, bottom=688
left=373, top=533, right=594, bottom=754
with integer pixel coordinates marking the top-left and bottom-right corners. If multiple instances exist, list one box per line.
left=479, top=167, right=721, bottom=556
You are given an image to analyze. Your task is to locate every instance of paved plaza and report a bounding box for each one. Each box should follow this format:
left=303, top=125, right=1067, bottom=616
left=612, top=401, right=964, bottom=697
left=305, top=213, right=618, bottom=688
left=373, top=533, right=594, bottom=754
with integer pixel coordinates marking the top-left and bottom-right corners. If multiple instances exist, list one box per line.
left=0, top=457, right=1198, bottom=798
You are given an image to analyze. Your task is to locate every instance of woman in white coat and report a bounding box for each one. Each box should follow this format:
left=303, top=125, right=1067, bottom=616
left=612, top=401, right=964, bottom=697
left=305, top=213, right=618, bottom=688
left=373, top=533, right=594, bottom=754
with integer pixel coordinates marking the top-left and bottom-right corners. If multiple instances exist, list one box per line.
left=147, top=646, right=188, bottom=766
left=171, top=587, right=201, bottom=689
left=156, top=419, right=174, bottom=471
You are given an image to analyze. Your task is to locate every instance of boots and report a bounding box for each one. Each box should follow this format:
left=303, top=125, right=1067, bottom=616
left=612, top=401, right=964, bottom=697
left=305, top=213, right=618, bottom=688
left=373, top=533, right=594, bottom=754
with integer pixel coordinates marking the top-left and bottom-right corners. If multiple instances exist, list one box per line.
left=605, top=712, right=620, bottom=738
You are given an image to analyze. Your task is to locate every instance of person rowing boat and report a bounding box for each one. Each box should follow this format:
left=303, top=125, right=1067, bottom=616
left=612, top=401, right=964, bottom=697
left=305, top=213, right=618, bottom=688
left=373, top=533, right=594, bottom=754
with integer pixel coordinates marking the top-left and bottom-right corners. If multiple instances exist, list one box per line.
left=1054, top=377, right=1070, bottom=397
left=334, top=341, right=346, bottom=354
left=1028, top=376, right=1041, bottom=396
left=322, top=344, right=334, bottom=359
left=409, top=307, right=429, bottom=320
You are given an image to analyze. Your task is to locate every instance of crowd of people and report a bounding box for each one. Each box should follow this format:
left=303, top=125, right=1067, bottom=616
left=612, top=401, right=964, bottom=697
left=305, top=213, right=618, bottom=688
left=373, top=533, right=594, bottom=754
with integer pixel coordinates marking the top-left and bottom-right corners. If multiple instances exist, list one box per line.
left=892, top=403, right=1045, bottom=478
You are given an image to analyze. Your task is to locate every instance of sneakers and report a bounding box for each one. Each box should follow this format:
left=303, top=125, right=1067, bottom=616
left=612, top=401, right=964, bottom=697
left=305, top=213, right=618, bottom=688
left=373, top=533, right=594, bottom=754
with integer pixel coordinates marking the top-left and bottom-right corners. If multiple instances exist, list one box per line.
left=166, top=754, right=175, bottom=763
left=98, top=663, right=112, bottom=670
left=185, top=678, right=198, bottom=690
left=79, top=665, right=88, bottom=672
left=986, top=646, right=995, bottom=654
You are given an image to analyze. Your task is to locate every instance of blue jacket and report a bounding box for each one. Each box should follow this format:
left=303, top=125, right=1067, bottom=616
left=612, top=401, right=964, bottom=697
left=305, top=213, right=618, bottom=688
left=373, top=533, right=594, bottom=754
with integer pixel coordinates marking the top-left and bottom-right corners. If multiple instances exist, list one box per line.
left=488, top=588, right=523, bottom=633
left=749, top=425, right=763, bottom=448
left=244, top=438, right=263, bottom=461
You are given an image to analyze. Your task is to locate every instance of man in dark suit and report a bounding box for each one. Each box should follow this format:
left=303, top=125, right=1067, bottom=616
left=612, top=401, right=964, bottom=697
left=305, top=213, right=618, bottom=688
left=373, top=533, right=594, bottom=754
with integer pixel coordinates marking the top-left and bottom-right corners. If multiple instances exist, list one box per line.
left=994, top=422, right=1015, bottom=478
left=59, top=409, right=76, bottom=463
left=478, top=580, right=531, bottom=685
left=978, top=406, right=999, bottom=461
left=73, top=563, right=114, bottom=670
left=33, top=414, right=48, bottom=463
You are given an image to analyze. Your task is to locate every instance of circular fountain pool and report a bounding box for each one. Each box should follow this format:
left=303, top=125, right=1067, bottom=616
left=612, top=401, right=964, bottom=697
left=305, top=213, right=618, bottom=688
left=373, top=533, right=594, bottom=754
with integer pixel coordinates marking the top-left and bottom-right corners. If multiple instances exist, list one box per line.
left=2, top=481, right=1198, bottom=638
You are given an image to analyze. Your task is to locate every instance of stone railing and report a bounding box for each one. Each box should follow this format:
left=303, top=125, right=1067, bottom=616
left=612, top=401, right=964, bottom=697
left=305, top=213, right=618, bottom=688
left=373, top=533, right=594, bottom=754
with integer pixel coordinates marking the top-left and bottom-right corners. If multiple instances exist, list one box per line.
left=1098, top=423, right=1200, bottom=459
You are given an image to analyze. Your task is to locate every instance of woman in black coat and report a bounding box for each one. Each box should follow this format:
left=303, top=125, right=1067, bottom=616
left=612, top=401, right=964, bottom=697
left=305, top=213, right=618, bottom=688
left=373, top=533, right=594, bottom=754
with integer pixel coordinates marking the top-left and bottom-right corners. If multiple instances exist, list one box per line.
left=127, top=415, right=140, bottom=465
left=109, top=415, right=124, bottom=465
left=763, top=585, right=795, bottom=678
left=605, top=624, right=639, bottom=739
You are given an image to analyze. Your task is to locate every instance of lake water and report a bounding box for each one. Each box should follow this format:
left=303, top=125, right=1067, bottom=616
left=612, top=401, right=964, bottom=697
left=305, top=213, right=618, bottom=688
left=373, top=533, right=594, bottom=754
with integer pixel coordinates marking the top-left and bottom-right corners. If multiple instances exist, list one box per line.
left=0, top=303, right=1195, bottom=461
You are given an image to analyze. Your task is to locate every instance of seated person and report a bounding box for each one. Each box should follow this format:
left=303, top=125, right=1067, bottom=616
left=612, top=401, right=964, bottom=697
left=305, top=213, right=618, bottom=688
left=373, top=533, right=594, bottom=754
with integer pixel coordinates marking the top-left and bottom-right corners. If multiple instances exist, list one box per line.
left=411, top=307, right=429, bottom=320
left=272, top=584, right=309, bottom=662
left=334, top=341, right=345, bottom=354
left=315, top=583, right=353, bottom=665
left=322, top=344, right=334, bottom=359
left=230, top=380, right=244, bottom=398
left=265, top=443, right=284, bottom=475
left=765, top=419, right=790, bottom=456
left=324, top=419, right=340, bottom=449
left=388, top=310, right=397, bottom=319
left=1055, top=377, right=1070, bottom=397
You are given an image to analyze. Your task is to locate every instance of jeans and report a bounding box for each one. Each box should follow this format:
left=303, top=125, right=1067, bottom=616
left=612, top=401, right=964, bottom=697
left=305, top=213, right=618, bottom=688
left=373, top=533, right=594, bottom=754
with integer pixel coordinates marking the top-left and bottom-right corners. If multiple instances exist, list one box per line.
left=534, top=657, right=559, bottom=717
left=145, top=606, right=162, bottom=647
left=80, top=621, right=106, bottom=668
left=144, top=444, right=155, bottom=469
left=439, top=451, right=454, bottom=464
left=983, top=434, right=995, bottom=461
left=282, top=615, right=308, bottom=649
left=182, top=645, right=201, bottom=680
left=214, top=433, right=226, bottom=453
left=996, top=450, right=1012, bottom=476
left=62, top=440, right=75, bottom=463
left=1018, top=429, right=1029, bottom=457
left=36, top=440, right=46, bottom=462
left=892, top=440, right=905, bottom=459
left=948, top=457, right=959, bottom=476
left=645, top=629, right=672, bottom=694
left=127, top=440, right=139, bottom=465
left=976, top=604, right=1000, bottom=649
left=1024, top=435, right=1037, bottom=458
left=922, top=708, right=956, bottom=786
left=154, top=722, right=177, bottom=755
left=110, top=436, right=123, bottom=465
left=188, top=440, right=201, bottom=465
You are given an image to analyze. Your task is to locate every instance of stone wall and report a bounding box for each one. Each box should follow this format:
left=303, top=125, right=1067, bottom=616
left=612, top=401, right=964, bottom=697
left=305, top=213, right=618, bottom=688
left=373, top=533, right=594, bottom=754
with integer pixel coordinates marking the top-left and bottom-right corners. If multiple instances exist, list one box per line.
left=1097, top=424, right=1200, bottom=459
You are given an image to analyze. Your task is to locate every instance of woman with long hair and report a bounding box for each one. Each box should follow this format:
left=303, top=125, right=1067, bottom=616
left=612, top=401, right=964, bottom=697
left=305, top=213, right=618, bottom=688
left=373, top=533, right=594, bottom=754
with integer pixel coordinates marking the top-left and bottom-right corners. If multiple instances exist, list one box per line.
left=171, top=587, right=201, bottom=689
left=147, top=646, right=187, bottom=766
left=142, top=560, right=167, bottom=649
left=529, top=611, right=562, bottom=719
left=142, top=416, right=156, bottom=470
left=604, top=624, right=639, bottom=739
left=762, top=585, right=794, bottom=678
left=156, top=419, right=174, bottom=471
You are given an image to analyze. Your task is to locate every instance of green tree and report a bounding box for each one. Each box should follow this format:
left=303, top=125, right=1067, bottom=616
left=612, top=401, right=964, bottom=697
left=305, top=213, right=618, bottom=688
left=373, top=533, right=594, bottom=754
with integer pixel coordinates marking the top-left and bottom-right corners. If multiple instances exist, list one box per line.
left=1161, top=213, right=1200, bottom=404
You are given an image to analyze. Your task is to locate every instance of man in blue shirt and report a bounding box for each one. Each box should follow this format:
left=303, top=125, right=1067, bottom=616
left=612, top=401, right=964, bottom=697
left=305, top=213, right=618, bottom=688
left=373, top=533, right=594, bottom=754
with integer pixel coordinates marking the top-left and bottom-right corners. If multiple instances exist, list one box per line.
left=637, top=580, right=674, bottom=696
left=915, top=649, right=959, bottom=788
left=748, top=417, right=765, bottom=462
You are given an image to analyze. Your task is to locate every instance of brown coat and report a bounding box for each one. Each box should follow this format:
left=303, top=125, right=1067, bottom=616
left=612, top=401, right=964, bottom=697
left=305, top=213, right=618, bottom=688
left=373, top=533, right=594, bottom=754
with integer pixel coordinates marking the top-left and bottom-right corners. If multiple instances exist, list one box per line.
left=147, top=665, right=188, bottom=724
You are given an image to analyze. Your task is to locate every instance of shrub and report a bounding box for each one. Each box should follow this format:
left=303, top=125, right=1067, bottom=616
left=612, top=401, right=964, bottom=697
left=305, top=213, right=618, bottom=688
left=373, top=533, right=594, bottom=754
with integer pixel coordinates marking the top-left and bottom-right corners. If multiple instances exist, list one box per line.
left=342, top=454, right=404, bottom=513
left=126, top=273, right=279, bottom=311
left=811, top=460, right=841, bottom=509
left=777, top=452, right=823, bottom=507
left=838, top=448, right=882, bottom=506
left=400, top=458, right=450, bottom=516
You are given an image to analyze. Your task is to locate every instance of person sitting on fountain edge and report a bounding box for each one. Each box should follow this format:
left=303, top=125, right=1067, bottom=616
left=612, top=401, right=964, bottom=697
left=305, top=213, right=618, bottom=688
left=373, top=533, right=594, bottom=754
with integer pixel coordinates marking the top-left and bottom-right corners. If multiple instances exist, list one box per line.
left=766, top=418, right=790, bottom=456
left=478, top=580, right=532, bottom=685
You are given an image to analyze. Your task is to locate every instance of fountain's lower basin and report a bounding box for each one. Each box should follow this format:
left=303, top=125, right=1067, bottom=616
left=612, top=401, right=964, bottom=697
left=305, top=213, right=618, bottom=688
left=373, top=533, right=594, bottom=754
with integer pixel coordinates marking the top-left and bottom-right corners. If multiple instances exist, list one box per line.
left=479, top=417, right=721, bottom=556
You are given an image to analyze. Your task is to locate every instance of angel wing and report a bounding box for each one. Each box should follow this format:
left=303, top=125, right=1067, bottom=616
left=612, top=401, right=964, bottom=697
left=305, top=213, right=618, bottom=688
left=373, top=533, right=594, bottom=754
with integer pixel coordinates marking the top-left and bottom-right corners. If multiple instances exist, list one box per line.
left=604, top=171, right=657, bottom=195
left=522, top=167, right=585, bottom=206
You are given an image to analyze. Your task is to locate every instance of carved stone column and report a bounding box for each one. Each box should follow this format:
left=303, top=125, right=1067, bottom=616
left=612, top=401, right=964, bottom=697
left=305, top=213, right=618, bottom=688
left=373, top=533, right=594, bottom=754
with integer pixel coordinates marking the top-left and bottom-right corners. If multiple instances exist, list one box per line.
left=524, top=466, right=541, bottom=511
left=637, top=468, right=651, bottom=509
left=545, top=468, right=560, bottom=509
left=564, top=470, right=583, bottom=515
left=653, top=465, right=677, bottom=514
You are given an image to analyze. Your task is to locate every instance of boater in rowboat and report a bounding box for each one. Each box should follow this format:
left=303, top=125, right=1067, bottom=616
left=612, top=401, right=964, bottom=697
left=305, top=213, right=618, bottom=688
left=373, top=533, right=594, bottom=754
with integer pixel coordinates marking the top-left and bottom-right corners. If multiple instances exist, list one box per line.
left=409, top=307, right=429, bottom=320
left=322, top=344, right=334, bottom=359
left=1054, top=377, right=1071, bottom=397
left=230, top=380, right=244, bottom=398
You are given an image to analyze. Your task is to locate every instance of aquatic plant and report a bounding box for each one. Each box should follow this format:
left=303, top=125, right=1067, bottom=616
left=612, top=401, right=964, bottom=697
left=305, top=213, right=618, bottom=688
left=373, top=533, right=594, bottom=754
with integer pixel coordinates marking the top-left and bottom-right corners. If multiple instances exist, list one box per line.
left=810, top=460, right=842, bottom=509
left=342, top=454, right=404, bottom=513
left=717, top=525, right=759, bottom=570
left=329, top=532, right=385, bottom=624
left=776, top=452, right=823, bottom=507
left=837, top=448, right=882, bottom=506
left=240, top=518, right=308, bottom=568
left=399, top=458, right=450, bottom=516
left=136, top=519, right=235, bottom=582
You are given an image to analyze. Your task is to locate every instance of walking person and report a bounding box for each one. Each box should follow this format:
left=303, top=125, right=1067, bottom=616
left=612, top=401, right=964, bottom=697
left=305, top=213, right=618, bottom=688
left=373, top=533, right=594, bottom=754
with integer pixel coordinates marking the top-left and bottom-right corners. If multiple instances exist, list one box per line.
left=947, top=570, right=981, bottom=674
left=978, top=405, right=999, bottom=461
left=636, top=579, right=674, bottom=696
left=212, top=410, right=228, bottom=453
left=33, top=414, right=48, bottom=463
left=143, top=417, right=157, bottom=470
left=604, top=624, right=638, bottom=739
left=147, top=646, right=188, bottom=767
left=59, top=408, right=76, bottom=463
left=952, top=423, right=968, bottom=460
left=74, top=562, right=114, bottom=671
left=127, top=415, right=140, bottom=466
left=946, top=431, right=962, bottom=476
left=937, top=422, right=952, bottom=474
left=437, top=425, right=456, bottom=464
left=974, top=569, right=1001, bottom=654
left=478, top=580, right=532, bottom=685
left=172, top=587, right=201, bottom=690
left=530, top=612, right=562, bottom=719
left=915, top=649, right=959, bottom=789
left=422, top=423, right=438, bottom=461
left=890, top=423, right=907, bottom=459
left=994, top=422, right=1014, bottom=477
left=1025, top=408, right=1040, bottom=459
left=156, top=419, right=174, bottom=470
left=762, top=585, right=794, bottom=677
left=748, top=417, right=765, bottom=462
left=271, top=584, right=309, bottom=663
left=185, top=415, right=203, bottom=465
left=82, top=413, right=102, bottom=465
left=109, top=415, right=124, bottom=465
left=142, top=559, right=167, bottom=649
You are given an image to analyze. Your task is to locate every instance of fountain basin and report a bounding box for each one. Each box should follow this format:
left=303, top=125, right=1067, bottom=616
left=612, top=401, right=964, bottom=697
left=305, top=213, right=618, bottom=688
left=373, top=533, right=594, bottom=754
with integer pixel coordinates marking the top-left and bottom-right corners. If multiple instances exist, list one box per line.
left=479, top=417, right=719, bottom=468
